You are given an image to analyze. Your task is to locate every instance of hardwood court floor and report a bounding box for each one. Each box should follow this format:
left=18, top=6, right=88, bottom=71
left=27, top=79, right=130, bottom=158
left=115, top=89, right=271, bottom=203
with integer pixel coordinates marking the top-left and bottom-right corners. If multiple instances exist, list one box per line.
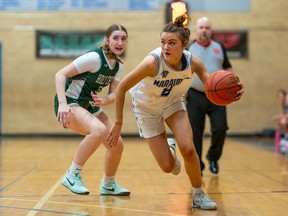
left=0, top=137, right=287, bottom=216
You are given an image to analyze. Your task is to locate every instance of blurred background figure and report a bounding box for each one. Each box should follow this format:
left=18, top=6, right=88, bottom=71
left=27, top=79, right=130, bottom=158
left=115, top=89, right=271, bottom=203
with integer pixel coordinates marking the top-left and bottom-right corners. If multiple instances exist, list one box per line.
left=272, top=89, right=288, bottom=155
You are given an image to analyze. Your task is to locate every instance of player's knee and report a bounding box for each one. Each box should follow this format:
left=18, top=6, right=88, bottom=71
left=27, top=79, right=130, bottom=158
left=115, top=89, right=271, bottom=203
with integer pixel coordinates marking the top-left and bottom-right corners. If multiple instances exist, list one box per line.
left=181, top=145, right=197, bottom=160
left=109, top=138, right=124, bottom=153
left=90, top=124, right=108, bottom=142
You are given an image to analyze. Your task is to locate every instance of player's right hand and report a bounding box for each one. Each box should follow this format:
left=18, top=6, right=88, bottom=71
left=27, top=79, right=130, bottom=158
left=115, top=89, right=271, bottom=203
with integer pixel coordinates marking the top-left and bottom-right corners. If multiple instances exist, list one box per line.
left=57, top=104, right=75, bottom=128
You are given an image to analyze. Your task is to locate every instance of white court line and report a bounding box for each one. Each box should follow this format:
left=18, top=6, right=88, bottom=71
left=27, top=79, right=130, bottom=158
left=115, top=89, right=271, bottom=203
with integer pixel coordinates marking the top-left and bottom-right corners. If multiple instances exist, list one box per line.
left=26, top=173, right=65, bottom=216
left=2, top=196, right=186, bottom=216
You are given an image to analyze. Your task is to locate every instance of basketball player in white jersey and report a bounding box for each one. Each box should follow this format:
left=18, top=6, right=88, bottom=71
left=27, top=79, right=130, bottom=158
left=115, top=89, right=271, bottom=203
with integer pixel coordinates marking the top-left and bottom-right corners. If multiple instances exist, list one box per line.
left=107, top=15, right=218, bottom=210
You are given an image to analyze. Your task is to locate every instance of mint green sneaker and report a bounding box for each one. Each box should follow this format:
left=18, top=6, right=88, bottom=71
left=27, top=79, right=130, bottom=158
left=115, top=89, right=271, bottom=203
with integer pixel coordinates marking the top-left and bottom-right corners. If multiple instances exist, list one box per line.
left=100, top=180, right=130, bottom=196
left=192, top=192, right=217, bottom=210
left=167, top=138, right=181, bottom=175
left=62, top=171, right=90, bottom=195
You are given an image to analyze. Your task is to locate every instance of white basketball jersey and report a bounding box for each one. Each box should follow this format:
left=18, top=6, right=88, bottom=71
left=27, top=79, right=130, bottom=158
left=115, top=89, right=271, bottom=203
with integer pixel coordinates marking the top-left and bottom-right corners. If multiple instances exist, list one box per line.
left=129, top=47, right=194, bottom=112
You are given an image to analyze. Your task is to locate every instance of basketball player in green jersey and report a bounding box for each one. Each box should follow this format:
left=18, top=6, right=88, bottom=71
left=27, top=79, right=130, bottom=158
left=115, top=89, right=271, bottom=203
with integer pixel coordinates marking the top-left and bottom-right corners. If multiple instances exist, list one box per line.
left=54, top=24, right=130, bottom=196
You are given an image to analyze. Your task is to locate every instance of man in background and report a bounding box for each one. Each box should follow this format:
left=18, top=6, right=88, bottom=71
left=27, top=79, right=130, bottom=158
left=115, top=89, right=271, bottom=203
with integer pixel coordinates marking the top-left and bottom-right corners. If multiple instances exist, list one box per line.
left=186, top=17, right=233, bottom=174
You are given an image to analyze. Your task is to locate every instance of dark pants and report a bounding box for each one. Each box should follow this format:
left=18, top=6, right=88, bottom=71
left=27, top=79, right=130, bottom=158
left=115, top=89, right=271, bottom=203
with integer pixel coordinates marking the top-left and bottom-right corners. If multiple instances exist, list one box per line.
left=186, top=88, right=228, bottom=171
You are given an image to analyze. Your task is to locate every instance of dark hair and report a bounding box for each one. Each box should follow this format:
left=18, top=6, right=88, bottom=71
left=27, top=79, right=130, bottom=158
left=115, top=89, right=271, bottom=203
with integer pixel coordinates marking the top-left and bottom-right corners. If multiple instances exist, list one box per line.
left=162, top=14, right=190, bottom=45
left=100, top=24, right=128, bottom=64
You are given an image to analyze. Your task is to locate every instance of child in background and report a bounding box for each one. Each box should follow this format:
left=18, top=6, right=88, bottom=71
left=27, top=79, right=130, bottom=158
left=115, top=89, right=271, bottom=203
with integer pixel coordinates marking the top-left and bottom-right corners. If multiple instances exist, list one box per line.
left=272, top=89, right=288, bottom=154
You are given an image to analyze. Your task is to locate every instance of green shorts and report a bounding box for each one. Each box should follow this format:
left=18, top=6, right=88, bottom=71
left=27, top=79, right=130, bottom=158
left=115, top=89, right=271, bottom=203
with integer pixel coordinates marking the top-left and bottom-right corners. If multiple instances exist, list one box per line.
left=54, top=95, right=101, bottom=117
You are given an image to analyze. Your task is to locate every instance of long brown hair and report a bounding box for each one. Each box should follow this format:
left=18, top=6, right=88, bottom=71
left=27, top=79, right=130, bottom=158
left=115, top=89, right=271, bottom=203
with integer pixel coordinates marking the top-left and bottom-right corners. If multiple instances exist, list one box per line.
left=100, top=24, right=128, bottom=64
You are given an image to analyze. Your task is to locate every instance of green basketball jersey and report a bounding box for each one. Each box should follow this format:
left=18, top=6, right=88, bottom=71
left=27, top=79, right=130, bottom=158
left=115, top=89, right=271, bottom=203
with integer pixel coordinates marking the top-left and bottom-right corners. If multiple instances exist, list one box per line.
left=65, top=48, right=120, bottom=101
left=54, top=48, right=120, bottom=116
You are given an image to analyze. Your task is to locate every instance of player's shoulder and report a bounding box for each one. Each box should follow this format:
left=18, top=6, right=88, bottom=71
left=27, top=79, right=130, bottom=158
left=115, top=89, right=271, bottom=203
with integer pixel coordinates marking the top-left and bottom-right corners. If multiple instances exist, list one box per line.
left=147, top=47, right=162, bottom=63
left=83, top=51, right=100, bottom=58
left=183, top=49, right=192, bottom=60
left=148, top=47, right=161, bottom=56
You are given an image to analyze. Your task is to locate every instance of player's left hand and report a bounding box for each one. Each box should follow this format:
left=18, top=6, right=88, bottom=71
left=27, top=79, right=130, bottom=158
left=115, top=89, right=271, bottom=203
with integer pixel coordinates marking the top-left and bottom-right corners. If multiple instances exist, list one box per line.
left=91, top=92, right=104, bottom=106
left=236, top=82, right=244, bottom=100
left=107, top=123, right=122, bottom=148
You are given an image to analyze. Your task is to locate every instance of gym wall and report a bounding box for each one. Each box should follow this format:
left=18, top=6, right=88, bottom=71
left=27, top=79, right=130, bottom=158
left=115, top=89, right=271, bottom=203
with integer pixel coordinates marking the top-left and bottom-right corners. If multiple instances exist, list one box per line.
left=0, top=0, right=287, bottom=136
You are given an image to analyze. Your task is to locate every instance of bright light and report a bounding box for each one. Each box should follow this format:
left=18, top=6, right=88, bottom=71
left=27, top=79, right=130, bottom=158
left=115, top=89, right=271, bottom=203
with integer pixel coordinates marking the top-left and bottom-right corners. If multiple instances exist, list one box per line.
left=171, top=1, right=188, bottom=26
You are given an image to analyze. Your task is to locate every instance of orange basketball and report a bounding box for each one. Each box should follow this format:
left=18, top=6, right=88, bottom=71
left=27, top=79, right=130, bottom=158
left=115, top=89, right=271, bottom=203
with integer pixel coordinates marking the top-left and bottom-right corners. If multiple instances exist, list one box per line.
left=204, top=70, right=241, bottom=106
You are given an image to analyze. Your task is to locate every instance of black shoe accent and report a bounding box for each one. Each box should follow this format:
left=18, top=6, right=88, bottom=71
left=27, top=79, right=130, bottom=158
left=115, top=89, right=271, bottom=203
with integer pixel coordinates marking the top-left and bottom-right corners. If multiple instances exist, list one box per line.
left=209, top=161, right=219, bottom=174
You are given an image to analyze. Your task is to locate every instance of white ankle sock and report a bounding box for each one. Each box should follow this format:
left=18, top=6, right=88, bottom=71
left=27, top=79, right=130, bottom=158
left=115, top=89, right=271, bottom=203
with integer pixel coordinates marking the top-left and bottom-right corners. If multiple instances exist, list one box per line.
left=192, top=187, right=203, bottom=195
left=69, top=161, right=82, bottom=174
left=103, top=175, right=115, bottom=185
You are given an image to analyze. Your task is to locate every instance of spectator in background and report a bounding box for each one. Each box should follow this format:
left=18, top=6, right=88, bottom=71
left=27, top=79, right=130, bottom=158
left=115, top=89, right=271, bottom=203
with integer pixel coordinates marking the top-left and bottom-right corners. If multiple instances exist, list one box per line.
left=272, top=89, right=288, bottom=154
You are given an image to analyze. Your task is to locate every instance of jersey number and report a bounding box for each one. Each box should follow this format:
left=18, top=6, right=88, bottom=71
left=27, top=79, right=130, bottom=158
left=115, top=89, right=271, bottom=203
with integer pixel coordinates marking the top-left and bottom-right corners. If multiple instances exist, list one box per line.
left=161, top=86, right=172, bottom=97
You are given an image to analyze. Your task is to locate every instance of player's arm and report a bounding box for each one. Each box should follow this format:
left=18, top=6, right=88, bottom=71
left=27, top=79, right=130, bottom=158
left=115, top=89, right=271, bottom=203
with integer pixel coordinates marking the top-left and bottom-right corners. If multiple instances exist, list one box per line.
left=191, top=55, right=210, bottom=85
left=183, top=55, right=208, bottom=104
left=219, top=43, right=245, bottom=99
left=107, top=55, right=157, bottom=146
left=103, top=63, right=123, bottom=105
left=55, top=63, right=79, bottom=124
left=55, top=63, right=79, bottom=106
left=114, top=55, right=157, bottom=125
left=90, top=79, right=120, bottom=107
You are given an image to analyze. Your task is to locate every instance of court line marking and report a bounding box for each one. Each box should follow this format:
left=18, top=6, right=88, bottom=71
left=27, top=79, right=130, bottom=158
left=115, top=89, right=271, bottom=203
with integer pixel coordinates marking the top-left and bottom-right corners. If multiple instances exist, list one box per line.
left=2, top=170, right=197, bottom=216
left=2, top=189, right=287, bottom=215
left=0, top=168, right=35, bottom=192
left=1, top=197, right=187, bottom=216
left=26, top=173, right=65, bottom=216
left=0, top=205, right=89, bottom=215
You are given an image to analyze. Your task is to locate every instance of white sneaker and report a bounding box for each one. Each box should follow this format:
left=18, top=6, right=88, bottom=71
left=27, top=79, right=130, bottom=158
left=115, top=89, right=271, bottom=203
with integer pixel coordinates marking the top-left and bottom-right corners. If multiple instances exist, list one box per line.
left=167, top=138, right=181, bottom=175
left=100, top=180, right=130, bottom=196
left=62, top=170, right=90, bottom=195
left=192, top=192, right=217, bottom=210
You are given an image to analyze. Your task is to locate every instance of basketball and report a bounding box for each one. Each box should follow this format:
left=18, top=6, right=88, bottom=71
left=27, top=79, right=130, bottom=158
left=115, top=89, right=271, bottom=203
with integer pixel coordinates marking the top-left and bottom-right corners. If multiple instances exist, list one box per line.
left=204, top=70, right=241, bottom=106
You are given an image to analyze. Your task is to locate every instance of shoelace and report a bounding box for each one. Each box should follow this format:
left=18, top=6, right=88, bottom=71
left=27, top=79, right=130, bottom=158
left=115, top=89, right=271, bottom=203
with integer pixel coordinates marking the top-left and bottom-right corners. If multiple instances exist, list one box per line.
left=196, top=193, right=212, bottom=203
left=72, top=173, right=85, bottom=186
left=111, top=181, right=121, bottom=189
